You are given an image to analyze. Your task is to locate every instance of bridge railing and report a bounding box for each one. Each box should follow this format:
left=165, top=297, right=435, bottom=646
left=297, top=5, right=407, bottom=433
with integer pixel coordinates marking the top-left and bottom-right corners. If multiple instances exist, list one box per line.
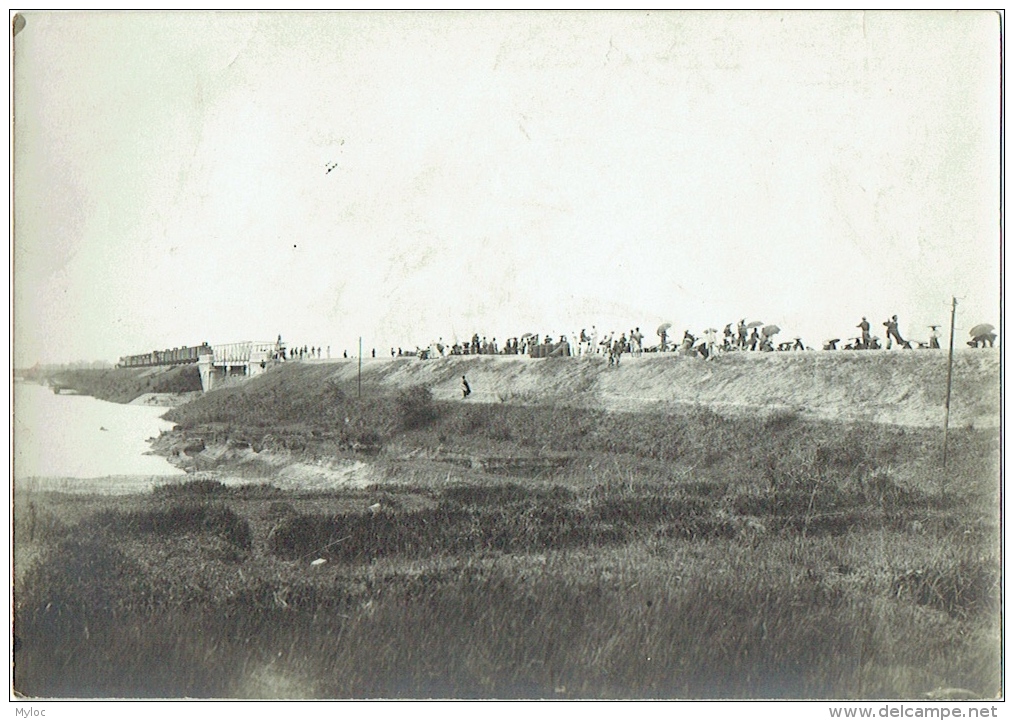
left=210, top=341, right=277, bottom=364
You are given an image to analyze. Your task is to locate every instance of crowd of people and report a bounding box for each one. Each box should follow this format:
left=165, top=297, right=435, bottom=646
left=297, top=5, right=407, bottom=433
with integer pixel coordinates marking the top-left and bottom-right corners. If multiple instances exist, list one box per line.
left=829, top=315, right=915, bottom=351
left=276, top=343, right=329, bottom=361
left=403, top=320, right=802, bottom=363
left=400, top=312, right=998, bottom=364
left=276, top=313, right=996, bottom=367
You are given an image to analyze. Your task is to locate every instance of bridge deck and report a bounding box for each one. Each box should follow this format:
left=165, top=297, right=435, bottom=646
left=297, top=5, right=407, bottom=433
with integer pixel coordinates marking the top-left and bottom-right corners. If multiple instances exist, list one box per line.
left=207, top=341, right=278, bottom=364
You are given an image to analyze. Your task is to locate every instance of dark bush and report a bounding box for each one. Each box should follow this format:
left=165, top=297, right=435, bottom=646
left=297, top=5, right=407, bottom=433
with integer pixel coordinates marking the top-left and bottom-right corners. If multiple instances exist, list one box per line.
left=153, top=478, right=227, bottom=497
left=397, top=385, right=438, bottom=430
left=90, top=503, right=251, bottom=551
left=15, top=537, right=152, bottom=621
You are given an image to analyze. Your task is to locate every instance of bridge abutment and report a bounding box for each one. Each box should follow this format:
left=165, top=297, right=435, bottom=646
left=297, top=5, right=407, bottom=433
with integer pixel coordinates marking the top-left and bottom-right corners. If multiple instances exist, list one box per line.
left=197, top=354, right=222, bottom=392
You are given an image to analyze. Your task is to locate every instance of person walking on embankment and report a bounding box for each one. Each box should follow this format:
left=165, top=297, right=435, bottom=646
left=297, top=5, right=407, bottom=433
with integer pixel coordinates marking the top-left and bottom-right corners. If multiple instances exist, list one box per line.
left=883, top=315, right=911, bottom=349
left=461, top=375, right=471, bottom=399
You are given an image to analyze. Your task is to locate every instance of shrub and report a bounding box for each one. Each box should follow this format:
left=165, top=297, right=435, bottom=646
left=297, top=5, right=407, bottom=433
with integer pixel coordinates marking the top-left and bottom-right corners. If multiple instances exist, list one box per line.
left=15, top=537, right=152, bottom=621
left=397, top=385, right=438, bottom=430
left=90, top=503, right=252, bottom=551
left=153, top=478, right=227, bottom=497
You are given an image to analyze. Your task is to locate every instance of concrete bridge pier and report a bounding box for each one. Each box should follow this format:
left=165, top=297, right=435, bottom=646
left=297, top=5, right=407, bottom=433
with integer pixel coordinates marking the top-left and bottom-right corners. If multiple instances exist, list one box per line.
left=197, top=353, right=223, bottom=392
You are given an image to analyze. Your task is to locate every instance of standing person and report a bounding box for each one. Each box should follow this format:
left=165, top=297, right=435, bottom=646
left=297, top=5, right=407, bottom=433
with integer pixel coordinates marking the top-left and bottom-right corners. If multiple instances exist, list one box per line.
left=857, top=317, right=871, bottom=349
left=633, top=327, right=643, bottom=355
left=703, top=328, right=717, bottom=359
left=737, top=319, right=748, bottom=349
left=461, top=375, right=471, bottom=399
left=929, top=326, right=941, bottom=349
left=884, top=315, right=910, bottom=349
left=748, top=328, right=759, bottom=351
left=680, top=330, right=696, bottom=355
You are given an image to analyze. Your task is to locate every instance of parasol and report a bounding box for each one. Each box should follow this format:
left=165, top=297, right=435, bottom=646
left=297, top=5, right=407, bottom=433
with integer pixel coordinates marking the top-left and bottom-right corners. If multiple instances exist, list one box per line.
left=969, top=323, right=995, bottom=337
left=746, top=321, right=763, bottom=329
left=521, top=333, right=536, bottom=340
left=704, top=328, right=718, bottom=333
left=657, top=322, right=672, bottom=336
left=762, top=324, right=781, bottom=337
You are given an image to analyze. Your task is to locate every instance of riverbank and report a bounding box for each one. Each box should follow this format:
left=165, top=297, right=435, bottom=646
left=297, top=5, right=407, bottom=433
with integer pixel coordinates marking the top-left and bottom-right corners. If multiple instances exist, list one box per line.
left=36, top=365, right=203, bottom=404
left=129, top=392, right=202, bottom=407
left=35, top=348, right=1000, bottom=428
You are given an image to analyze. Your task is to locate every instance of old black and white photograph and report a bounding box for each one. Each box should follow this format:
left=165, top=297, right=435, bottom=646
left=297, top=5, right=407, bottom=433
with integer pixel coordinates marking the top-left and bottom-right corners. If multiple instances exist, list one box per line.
left=10, top=10, right=1003, bottom=705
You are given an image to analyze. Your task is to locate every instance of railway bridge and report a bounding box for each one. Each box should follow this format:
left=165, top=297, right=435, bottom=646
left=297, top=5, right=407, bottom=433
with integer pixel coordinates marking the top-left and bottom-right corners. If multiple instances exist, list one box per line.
left=197, top=341, right=280, bottom=392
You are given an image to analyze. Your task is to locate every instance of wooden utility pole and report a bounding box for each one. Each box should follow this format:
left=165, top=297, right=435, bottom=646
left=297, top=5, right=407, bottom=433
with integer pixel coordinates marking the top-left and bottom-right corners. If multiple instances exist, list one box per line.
left=942, top=296, right=957, bottom=482
left=358, top=336, right=363, bottom=399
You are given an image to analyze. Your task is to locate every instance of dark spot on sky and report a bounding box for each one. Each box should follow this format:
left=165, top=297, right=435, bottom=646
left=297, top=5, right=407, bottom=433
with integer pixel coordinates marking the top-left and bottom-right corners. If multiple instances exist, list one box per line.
left=12, top=14, right=25, bottom=37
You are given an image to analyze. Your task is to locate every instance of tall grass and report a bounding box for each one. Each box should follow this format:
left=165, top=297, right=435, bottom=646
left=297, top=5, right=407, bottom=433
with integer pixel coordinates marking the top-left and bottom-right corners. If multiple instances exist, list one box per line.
left=14, top=452, right=999, bottom=698
left=14, top=529, right=999, bottom=698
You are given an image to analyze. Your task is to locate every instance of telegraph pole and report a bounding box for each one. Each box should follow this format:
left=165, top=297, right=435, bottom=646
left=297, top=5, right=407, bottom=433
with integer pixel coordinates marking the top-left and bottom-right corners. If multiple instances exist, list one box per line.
left=358, top=336, right=363, bottom=399
left=942, top=296, right=957, bottom=484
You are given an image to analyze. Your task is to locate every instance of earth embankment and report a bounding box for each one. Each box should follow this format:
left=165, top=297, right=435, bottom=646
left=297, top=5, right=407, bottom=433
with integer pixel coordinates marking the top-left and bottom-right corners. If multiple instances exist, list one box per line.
left=320, top=348, right=999, bottom=428
left=45, top=365, right=203, bottom=404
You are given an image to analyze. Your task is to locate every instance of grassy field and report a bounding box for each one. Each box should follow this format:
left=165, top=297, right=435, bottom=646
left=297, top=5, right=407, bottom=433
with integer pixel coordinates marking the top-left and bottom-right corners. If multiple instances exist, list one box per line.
left=13, top=364, right=1001, bottom=699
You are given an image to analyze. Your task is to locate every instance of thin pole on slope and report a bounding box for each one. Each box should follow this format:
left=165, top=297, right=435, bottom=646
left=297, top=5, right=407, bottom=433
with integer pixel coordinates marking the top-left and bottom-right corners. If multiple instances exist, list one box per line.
left=358, top=336, right=363, bottom=399
left=942, top=296, right=957, bottom=485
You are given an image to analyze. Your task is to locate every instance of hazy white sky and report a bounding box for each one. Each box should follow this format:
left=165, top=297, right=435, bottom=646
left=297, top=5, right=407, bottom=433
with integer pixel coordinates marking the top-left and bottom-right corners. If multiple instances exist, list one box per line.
left=13, top=11, right=1001, bottom=364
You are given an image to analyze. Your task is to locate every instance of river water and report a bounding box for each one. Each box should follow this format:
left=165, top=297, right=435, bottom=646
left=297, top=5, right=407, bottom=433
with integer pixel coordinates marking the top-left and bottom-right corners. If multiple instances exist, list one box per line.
left=13, top=381, right=185, bottom=492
